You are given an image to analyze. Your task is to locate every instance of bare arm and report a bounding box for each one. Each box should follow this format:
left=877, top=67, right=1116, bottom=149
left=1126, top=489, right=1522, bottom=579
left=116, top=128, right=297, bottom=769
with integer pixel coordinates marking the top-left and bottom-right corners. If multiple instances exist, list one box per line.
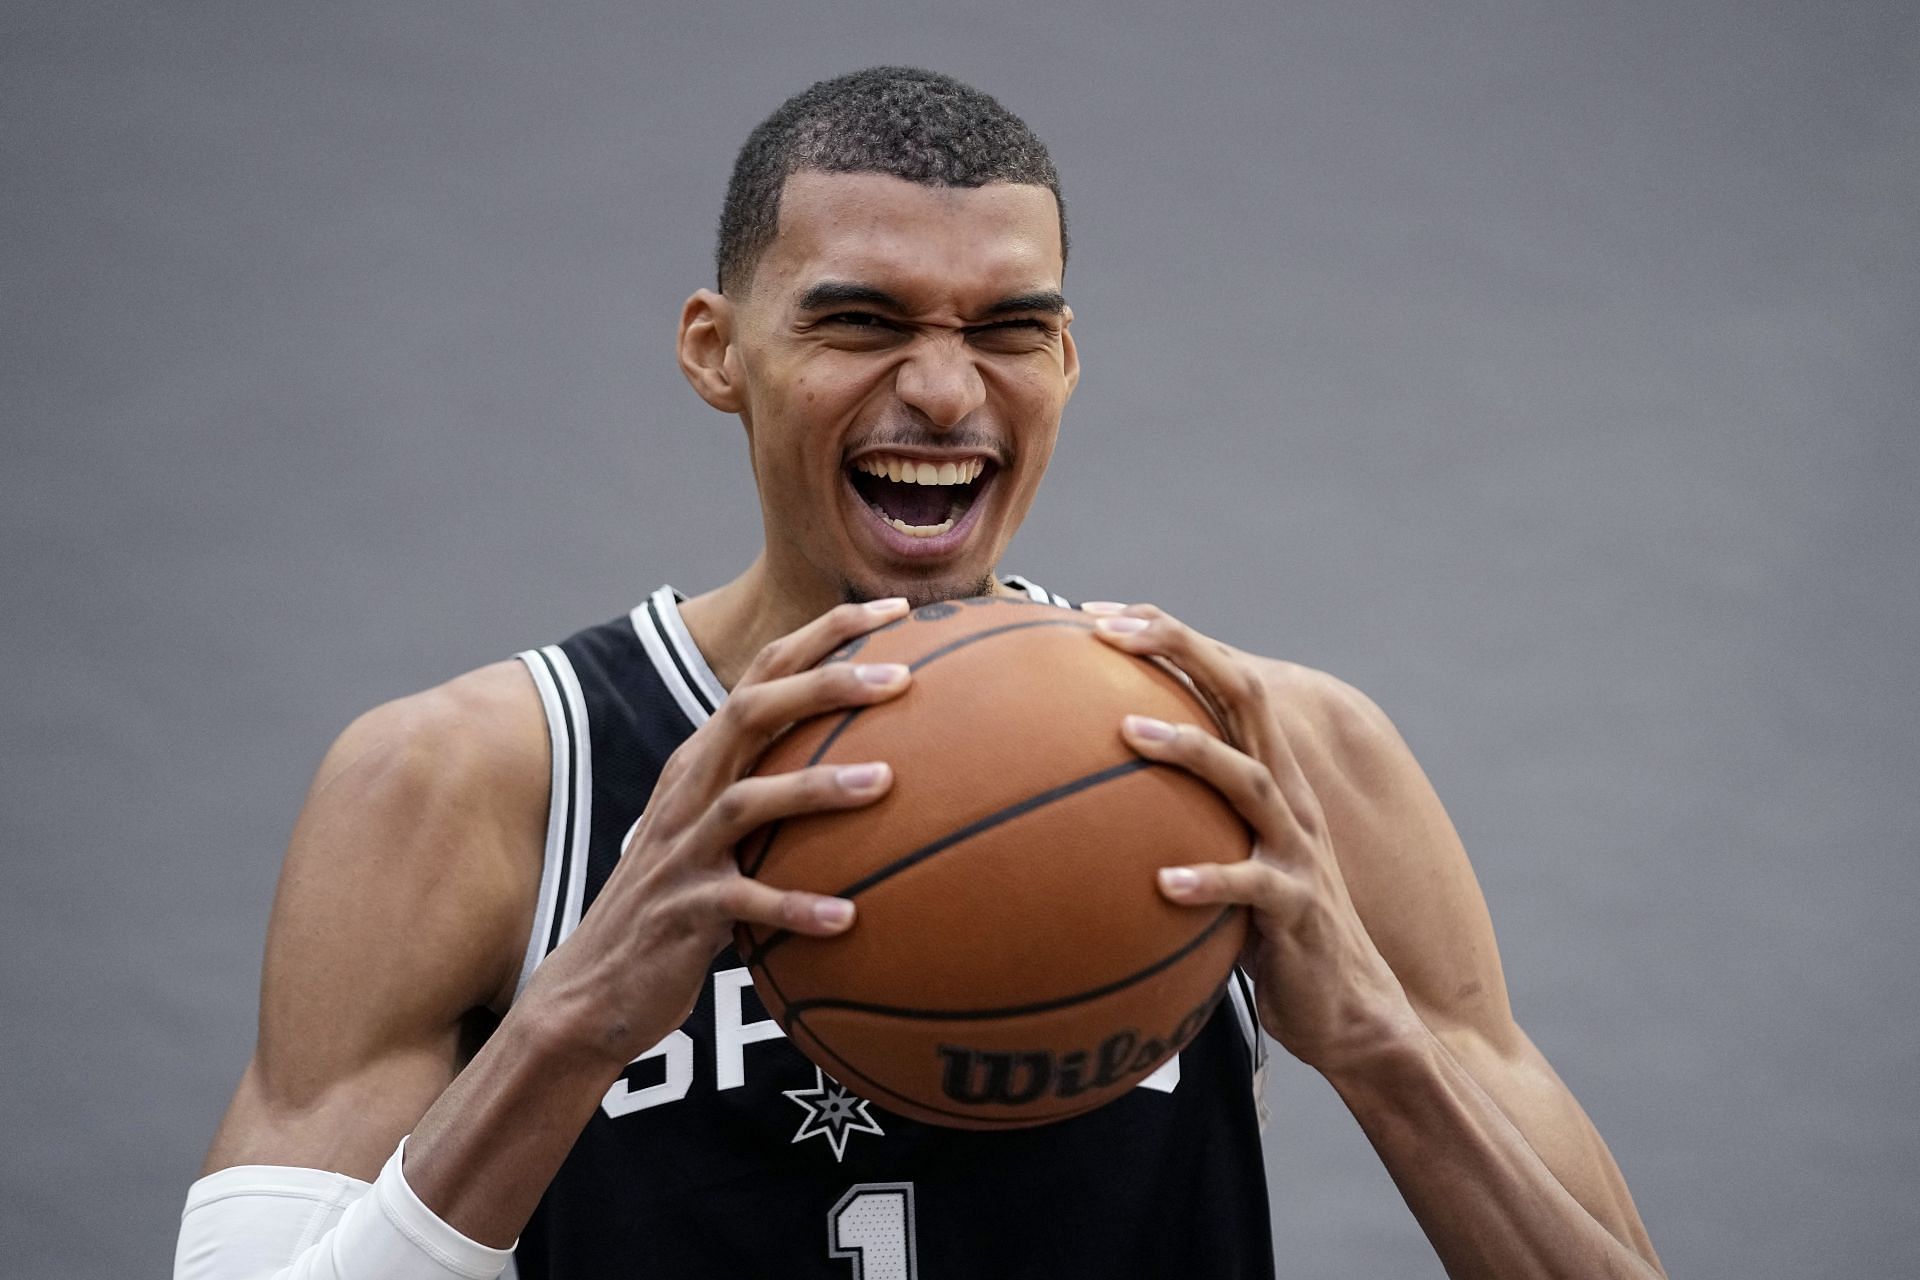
left=1297, top=667, right=1661, bottom=1274
left=200, top=660, right=547, bottom=1185
left=1091, top=604, right=1664, bottom=1279
left=197, top=600, right=917, bottom=1251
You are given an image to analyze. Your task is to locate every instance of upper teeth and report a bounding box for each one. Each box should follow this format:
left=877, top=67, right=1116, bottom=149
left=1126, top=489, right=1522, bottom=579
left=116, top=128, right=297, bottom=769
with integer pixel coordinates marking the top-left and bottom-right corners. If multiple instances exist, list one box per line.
left=852, top=455, right=985, bottom=486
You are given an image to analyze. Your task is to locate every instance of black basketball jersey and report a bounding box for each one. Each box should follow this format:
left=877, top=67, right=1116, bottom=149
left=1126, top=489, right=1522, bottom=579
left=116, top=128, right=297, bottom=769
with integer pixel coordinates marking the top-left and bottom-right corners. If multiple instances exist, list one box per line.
left=508, top=580, right=1275, bottom=1280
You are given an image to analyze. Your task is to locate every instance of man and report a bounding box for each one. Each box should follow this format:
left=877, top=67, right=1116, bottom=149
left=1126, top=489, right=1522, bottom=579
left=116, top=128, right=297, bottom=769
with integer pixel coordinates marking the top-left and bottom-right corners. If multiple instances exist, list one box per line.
left=176, top=67, right=1664, bottom=1278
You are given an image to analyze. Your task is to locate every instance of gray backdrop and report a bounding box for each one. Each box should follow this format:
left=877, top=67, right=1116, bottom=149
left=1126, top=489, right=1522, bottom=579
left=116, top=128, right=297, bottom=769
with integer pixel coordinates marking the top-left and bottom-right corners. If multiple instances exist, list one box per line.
left=4, top=1, right=1916, bottom=1276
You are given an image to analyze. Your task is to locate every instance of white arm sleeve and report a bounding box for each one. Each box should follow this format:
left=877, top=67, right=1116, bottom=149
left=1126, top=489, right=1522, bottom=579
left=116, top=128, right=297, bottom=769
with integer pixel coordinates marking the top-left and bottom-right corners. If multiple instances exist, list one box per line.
left=174, top=1138, right=516, bottom=1280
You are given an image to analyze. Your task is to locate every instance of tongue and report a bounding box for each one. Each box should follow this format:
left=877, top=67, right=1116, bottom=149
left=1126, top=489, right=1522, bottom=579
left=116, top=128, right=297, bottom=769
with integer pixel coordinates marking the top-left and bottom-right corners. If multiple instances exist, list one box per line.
left=873, top=479, right=956, bottom=527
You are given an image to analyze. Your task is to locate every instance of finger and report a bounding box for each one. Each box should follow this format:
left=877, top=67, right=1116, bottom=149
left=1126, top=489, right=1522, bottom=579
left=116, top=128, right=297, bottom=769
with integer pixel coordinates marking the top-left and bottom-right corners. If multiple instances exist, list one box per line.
left=1095, top=607, right=1250, bottom=731
left=1089, top=604, right=1229, bottom=719
left=713, top=659, right=911, bottom=774
left=1156, top=860, right=1295, bottom=913
left=1097, top=608, right=1315, bottom=812
left=654, top=603, right=912, bottom=820
left=739, top=597, right=910, bottom=685
left=1120, top=714, right=1301, bottom=850
left=710, top=874, right=857, bottom=937
left=691, top=761, right=893, bottom=851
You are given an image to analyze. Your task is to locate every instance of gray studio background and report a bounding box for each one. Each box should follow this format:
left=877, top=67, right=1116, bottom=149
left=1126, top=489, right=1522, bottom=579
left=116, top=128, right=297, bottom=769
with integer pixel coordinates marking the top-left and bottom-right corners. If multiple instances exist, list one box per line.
left=4, top=2, right=1916, bottom=1276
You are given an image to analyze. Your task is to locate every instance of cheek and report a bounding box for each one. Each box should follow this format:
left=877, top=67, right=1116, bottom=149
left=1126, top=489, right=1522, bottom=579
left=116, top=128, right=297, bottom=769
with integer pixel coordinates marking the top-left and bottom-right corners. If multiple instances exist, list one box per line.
left=994, top=364, right=1070, bottom=445
left=762, top=362, right=871, bottom=435
left=998, top=351, right=1071, bottom=401
left=746, top=373, right=854, bottom=519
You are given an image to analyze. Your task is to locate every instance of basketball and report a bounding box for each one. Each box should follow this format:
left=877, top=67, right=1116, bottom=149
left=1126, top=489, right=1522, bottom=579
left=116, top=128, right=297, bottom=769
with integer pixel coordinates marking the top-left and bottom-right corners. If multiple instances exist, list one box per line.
left=735, top=595, right=1252, bottom=1129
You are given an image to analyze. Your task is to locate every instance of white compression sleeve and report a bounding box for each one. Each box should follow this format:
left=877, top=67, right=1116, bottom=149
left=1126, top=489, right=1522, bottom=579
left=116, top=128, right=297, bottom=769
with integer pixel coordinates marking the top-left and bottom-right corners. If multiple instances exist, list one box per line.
left=175, top=1138, right=516, bottom=1280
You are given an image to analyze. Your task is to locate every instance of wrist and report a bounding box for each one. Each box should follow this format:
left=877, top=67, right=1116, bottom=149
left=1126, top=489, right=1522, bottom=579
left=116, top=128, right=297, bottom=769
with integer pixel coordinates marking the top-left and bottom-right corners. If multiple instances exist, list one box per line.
left=1293, top=994, right=1436, bottom=1088
left=504, top=976, right=648, bottom=1082
left=403, top=991, right=636, bottom=1243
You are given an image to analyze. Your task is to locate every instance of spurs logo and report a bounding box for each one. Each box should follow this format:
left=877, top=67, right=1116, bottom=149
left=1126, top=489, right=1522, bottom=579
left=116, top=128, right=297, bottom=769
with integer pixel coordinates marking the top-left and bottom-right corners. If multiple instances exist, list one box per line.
left=785, top=1066, right=887, bottom=1161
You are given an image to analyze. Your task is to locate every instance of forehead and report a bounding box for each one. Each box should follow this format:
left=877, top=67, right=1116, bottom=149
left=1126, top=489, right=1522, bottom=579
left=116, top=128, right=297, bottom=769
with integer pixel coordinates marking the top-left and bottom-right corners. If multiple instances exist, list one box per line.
left=753, top=171, right=1064, bottom=308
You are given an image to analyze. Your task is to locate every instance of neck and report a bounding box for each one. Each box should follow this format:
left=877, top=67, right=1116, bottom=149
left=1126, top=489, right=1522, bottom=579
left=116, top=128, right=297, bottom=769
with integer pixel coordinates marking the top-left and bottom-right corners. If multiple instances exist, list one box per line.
left=674, top=556, right=810, bottom=691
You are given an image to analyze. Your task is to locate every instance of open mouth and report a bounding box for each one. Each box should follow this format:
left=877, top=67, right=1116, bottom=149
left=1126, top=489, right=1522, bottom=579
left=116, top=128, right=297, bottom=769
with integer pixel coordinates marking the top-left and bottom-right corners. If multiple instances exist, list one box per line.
left=845, top=453, right=997, bottom=539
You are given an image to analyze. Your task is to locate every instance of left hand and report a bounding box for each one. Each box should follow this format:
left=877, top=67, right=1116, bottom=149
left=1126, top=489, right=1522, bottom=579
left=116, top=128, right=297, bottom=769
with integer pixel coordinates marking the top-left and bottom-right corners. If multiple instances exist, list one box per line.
left=1088, top=601, right=1420, bottom=1071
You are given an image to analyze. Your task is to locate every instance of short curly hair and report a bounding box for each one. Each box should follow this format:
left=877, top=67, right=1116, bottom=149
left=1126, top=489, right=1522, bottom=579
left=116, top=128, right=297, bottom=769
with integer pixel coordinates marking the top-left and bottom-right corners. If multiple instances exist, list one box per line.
left=716, top=66, right=1066, bottom=294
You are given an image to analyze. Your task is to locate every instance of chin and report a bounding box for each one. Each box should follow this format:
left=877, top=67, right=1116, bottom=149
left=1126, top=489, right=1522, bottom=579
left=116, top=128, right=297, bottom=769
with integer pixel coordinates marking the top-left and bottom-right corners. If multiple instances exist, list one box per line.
left=840, top=570, right=999, bottom=610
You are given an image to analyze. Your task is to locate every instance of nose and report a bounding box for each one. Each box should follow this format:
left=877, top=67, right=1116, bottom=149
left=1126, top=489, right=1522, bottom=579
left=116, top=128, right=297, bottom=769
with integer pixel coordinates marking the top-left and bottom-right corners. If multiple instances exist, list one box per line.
left=894, top=334, right=986, bottom=431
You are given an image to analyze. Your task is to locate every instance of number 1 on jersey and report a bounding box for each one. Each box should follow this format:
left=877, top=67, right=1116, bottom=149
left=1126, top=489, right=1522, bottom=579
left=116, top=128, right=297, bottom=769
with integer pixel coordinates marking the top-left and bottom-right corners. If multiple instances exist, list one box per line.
left=829, top=1182, right=917, bottom=1280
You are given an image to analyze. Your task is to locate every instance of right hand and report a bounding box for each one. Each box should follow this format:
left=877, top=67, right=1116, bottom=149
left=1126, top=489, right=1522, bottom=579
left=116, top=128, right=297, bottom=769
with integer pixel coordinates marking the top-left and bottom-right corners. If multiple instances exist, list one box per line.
left=519, top=597, right=914, bottom=1070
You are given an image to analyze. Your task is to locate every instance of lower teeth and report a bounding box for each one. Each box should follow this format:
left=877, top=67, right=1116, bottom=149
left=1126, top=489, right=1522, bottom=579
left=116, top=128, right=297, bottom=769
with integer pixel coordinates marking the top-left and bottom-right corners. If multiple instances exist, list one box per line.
left=886, top=514, right=954, bottom=537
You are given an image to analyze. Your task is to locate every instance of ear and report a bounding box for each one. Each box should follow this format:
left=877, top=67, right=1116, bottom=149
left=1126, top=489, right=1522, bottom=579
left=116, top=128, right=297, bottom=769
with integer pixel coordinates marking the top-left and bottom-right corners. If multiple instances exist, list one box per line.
left=1061, top=305, right=1082, bottom=400
left=678, top=289, right=744, bottom=412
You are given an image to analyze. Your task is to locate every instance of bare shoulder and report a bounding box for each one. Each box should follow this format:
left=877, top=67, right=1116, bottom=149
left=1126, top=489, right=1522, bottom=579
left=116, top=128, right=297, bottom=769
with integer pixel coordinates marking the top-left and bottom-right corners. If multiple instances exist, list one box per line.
left=1245, top=655, right=1406, bottom=785
left=203, top=659, right=549, bottom=1176
left=306, top=658, right=549, bottom=846
left=1246, top=654, right=1517, bottom=1039
left=273, top=658, right=550, bottom=1018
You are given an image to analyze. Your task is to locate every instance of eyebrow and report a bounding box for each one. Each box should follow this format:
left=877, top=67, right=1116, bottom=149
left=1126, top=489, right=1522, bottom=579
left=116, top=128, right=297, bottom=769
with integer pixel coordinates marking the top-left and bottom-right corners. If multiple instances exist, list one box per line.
left=979, top=290, right=1068, bottom=318
left=795, top=281, right=907, bottom=313
left=794, top=281, right=1068, bottom=319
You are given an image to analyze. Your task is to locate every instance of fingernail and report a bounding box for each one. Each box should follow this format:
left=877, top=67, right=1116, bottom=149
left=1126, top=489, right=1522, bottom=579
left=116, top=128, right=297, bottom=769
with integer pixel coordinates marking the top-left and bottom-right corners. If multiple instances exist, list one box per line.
left=1159, top=867, right=1201, bottom=895
left=814, top=898, right=855, bottom=927
left=1097, top=616, right=1149, bottom=634
left=856, top=662, right=909, bottom=685
left=865, top=597, right=908, bottom=613
left=1081, top=600, right=1127, bottom=615
left=836, top=762, right=888, bottom=790
left=1125, top=714, right=1177, bottom=742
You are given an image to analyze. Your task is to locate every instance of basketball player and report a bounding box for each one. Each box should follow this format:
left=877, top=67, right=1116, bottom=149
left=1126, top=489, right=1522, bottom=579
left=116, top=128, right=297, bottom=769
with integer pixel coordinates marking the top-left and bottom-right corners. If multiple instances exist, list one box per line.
left=176, top=68, right=1665, bottom=1278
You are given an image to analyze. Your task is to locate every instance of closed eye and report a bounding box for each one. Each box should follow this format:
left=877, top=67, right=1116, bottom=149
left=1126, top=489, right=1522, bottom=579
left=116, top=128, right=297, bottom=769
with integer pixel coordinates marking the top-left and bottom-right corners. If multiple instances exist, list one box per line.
left=964, top=317, right=1059, bottom=352
left=825, top=311, right=897, bottom=329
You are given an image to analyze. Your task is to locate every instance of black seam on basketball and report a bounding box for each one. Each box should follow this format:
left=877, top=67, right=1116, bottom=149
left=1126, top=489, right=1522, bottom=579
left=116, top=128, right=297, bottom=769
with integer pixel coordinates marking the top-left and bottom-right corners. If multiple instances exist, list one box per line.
left=739, top=821, right=782, bottom=881
left=740, top=601, right=1083, bottom=879
left=534, top=648, right=577, bottom=957
left=743, top=756, right=1157, bottom=966
left=647, top=596, right=716, bottom=715
left=802, top=615, right=1097, bottom=768
left=785, top=978, right=1230, bottom=1127
left=780, top=903, right=1238, bottom=1023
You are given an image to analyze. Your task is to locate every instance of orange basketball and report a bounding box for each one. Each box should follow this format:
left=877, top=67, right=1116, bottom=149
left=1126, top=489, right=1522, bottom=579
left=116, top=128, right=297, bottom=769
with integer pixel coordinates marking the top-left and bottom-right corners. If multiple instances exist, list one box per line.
left=735, top=595, right=1251, bottom=1129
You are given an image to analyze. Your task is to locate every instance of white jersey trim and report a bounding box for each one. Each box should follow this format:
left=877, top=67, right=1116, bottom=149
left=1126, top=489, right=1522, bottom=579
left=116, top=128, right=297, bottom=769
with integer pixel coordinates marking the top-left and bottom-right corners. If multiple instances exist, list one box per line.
left=1002, top=573, right=1070, bottom=608
left=511, top=645, right=594, bottom=1003
left=630, top=586, right=722, bottom=728
left=513, top=650, right=569, bottom=1001
left=1228, top=967, right=1264, bottom=1066
left=548, top=647, right=594, bottom=948
left=655, top=586, right=729, bottom=710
